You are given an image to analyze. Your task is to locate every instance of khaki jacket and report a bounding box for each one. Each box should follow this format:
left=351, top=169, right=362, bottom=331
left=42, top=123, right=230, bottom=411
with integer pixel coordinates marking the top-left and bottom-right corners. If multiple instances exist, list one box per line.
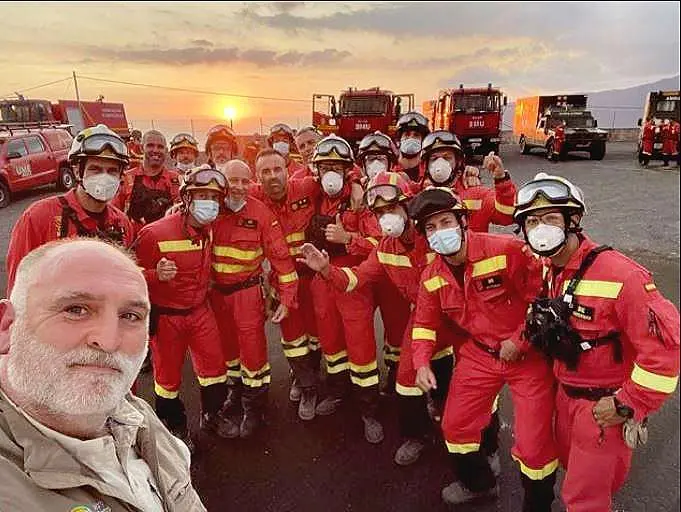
left=0, top=392, right=206, bottom=512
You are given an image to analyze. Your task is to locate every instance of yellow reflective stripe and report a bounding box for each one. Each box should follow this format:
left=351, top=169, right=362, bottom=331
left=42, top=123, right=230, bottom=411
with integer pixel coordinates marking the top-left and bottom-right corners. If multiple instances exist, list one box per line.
left=283, top=346, right=309, bottom=358
left=350, top=361, right=378, bottom=373
left=377, top=252, right=412, bottom=268
left=225, top=358, right=240, bottom=368
left=282, top=334, right=307, bottom=347
left=512, top=455, right=559, bottom=480
left=213, top=245, right=263, bottom=260
left=446, top=442, right=480, bottom=454
left=341, top=267, right=358, bottom=292
left=325, top=350, right=348, bottom=363
left=384, top=353, right=400, bottom=362
left=366, top=237, right=379, bottom=247
left=350, top=374, right=380, bottom=387
left=424, top=275, right=448, bottom=292
left=396, top=383, right=424, bottom=396
left=226, top=369, right=241, bottom=378
left=494, top=200, right=515, bottom=215
left=289, top=246, right=302, bottom=256
left=471, top=255, right=507, bottom=277
left=158, top=239, right=203, bottom=253
left=212, top=262, right=260, bottom=274
left=631, top=364, right=678, bottom=394
left=286, top=232, right=306, bottom=243
left=278, top=271, right=299, bottom=284
left=326, top=362, right=349, bottom=374
left=413, top=327, right=437, bottom=341
left=197, top=374, right=227, bottom=387
left=426, top=252, right=436, bottom=264
left=242, top=375, right=272, bottom=387
left=562, top=280, right=623, bottom=299
left=463, top=199, right=482, bottom=210
left=154, top=383, right=179, bottom=399
left=644, top=283, right=657, bottom=292
left=241, top=363, right=271, bottom=378
left=432, top=346, right=454, bottom=360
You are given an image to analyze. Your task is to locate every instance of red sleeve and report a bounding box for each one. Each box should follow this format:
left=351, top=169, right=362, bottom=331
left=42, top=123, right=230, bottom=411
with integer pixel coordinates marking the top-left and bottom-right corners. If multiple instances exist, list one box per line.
left=346, top=209, right=381, bottom=258
left=506, top=241, right=544, bottom=352
left=262, top=209, right=299, bottom=310
left=613, top=269, right=680, bottom=421
left=5, top=206, right=45, bottom=295
left=112, top=173, right=132, bottom=211
left=327, top=245, right=386, bottom=293
left=411, top=267, right=444, bottom=369
left=131, top=227, right=162, bottom=287
left=167, top=170, right=181, bottom=203
left=481, top=176, right=517, bottom=227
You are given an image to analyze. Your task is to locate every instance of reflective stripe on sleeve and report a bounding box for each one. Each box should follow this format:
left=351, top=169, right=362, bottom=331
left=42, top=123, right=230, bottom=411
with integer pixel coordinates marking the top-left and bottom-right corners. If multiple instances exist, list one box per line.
left=341, top=267, right=358, bottom=292
left=412, top=327, right=437, bottom=341
left=631, top=364, right=678, bottom=394
left=432, top=346, right=454, bottom=360
left=278, top=271, right=299, bottom=284
left=377, top=252, right=412, bottom=268
left=424, top=276, right=448, bottom=292
left=471, top=255, right=507, bottom=277
left=463, top=199, right=482, bottom=211
left=286, top=232, right=306, bottom=244
left=494, top=200, right=516, bottom=215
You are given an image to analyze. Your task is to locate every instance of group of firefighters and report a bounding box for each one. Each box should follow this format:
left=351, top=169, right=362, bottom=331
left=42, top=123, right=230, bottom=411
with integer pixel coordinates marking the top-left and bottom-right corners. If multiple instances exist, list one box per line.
left=5, top=110, right=679, bottom=511
left=638, top=117, right=681, bottom=166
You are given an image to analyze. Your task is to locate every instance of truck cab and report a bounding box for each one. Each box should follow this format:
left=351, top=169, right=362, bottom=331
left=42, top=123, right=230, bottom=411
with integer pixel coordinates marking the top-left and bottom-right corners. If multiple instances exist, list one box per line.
left=637, top=90, right=680, bottom=162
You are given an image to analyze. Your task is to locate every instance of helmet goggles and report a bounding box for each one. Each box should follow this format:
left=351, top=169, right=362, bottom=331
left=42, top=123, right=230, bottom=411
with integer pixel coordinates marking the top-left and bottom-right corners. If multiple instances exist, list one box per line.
left=359, top=132, right=393, bottom=153
left=397, top=112, right=429, bottom=129
left=315, top=138, right=353, bottom=159
left=80, top=133, right=128, bottom=159
left=171, top=133, right=198, bottom=147
left=515, top=179, right=574, bottom=209
left=186, top=168, right=227, bottom=189
left=364, top=184, right=402, bottom=209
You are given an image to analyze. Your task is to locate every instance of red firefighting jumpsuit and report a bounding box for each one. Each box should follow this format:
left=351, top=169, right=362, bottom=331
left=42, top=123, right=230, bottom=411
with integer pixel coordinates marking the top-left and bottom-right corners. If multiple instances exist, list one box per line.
left=126, top=140, right=143, bottom=168
left=133, top=212, right=227, bottom=430
left=5, top=188, right=134, bottom=295
left=210, top=196, right=301, bottom=414
left=412, top=232, right=558, bottom=502
left=113, top=165, right=181, bottom=236
left=452, top=173, right=517, bottom=233
left=641, top=120, right=656, bottom=157
left=661, top=122, right=678, bottom=164
left=542, top=235, right=679, bottom=512
left=553, top=124, right=566, bottom=159
left=287, top=158, right=307, bottom=178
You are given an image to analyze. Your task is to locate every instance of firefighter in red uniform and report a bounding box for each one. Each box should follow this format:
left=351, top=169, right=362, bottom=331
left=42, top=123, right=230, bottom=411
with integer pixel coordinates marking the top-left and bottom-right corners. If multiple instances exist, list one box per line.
left=126, top=129, right=143, bottom=168
left=551, top=120, right=566, bottom=161
left=516, top=173, right=680, bottom=512
left=420, top=130, right=517, bottom=232
left=113, top=130, right=180, bottom=235
left=170, top=132, right=200, bottom=177
left=661, top=118, right=678, bottom=166
left=293, top=126, right=324, bottom=178
left=6, top=124, right=133, bottom=295
left=205, top=124, right=239, bottom=173
left=210, top=160, right=313, bottom=436
left=133, top=165, right=235, bottom=448
left=639, top=117, right=656, bottom=166
left=305, top=135, right=384, bottom=443
left=411, top=187, right=558, bottom=509
left=268, top=123, right=306, bottom=176
left=673, top=119, right=681, bottom=166
left=394, top=111, right=430, bottom=184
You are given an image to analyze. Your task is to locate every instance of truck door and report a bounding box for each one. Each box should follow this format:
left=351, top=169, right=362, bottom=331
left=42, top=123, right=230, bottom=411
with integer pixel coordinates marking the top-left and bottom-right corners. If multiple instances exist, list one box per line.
left=4, top=138, right=32, bottom=192
left=392, top=94, right=415, bottom=122
left=535, top=118, right=547, bottom=145
left=25, top=135, right=56, bottom=186
left=312, top=94, right=338, bottom=135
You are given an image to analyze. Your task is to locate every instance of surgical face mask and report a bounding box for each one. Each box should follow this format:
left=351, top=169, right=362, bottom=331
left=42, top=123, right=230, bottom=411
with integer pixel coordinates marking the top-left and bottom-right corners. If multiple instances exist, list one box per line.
left=190, top=199, right=220, bottom=225
left=82, top=173, right=120, bottom=202
left=378, top=212, right=406, bottom=238
left=273, top=141, right=290, bottom=156
left=365, top=160, right=387, bottom=180
left=225, top=196, right=246, bottom=212
left=321, top=171, right=344, bottom=196
left=428, top=157, right=453, bottom=184
left=400, top=137, right=421, bottom=156
left=526, top=224, right=566, bottom=256
left=428, top=227, right=462, bottom=255
left=176, top=162, right=194, bottom=172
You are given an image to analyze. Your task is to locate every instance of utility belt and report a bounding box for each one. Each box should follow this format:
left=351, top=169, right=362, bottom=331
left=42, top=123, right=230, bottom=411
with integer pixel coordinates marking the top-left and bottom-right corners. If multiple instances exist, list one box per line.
left=472, top=339, right=500, bottom=360
left=149, top=303, right=199, bottom=336
left=561, top=384, right=618, bottom=401
left=212, top=275, right=262, bottom=296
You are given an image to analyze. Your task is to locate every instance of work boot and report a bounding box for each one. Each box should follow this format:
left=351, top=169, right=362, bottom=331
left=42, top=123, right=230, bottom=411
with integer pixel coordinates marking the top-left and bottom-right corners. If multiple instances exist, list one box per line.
left=380, top=365, right=397, bottom=396
left=240, top=384, right=268, bottom=438
left=289, top=378, right=302, bottom=403
left=488, top=452, right=501, bottom=478
left=441, top=481, right=498, bottom=506
left=315, top=396, right=343, bottom=416
left=394, top=438, right=426, bottom=466
left=222, top=382, right=243, bottom=414
left=521, top=471, right=556, bottom=512
left=361, top=415, right=384, bottom=444
left=239, top=411, right=264, bottom=439
left=426, top=394, right=442, bottom=423
left=200, top=411, right=240, bottom=439
left=298, top=389, right=317, bottom=421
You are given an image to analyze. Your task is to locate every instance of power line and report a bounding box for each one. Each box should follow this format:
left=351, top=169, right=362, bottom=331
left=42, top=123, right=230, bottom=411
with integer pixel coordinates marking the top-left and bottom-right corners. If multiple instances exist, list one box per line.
left=77, top=75, right=312, bottom=104
left=0, top=76, right=72, bottom=100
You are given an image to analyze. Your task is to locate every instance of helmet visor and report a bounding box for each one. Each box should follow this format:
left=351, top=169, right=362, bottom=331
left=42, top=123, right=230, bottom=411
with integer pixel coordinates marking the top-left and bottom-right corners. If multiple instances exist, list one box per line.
left=171, top=133, right=198, bottom=147
left=398, top=112, right=428, bottom=129
left=81, top=134, right=128, bottom=159
left=187, top=169, right=227, bottom=189
left=516, top=179, right=572, bottom=208
left=359, top=133, right=392, bottom=152
left=364, top=183, right=401, bottom=209
left=422, top=131, right=458, bottom=151
left=316, top=138, right=352, bottom=159
left=207, top=125, right=235, bottom=140
left=270, top=123, right=294, bottom=137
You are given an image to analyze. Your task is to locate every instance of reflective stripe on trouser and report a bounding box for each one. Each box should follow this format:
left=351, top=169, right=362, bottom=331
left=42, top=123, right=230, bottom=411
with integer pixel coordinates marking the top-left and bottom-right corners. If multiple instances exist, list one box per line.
left=555, top=385, right=632, bottom=512
left=151, top=302, right=226, bottom=399
left=374, top=279, right=411, bottom=368
left=442, top=343, right=558, bottom=489
left=209, top=286, right=270, bottom=389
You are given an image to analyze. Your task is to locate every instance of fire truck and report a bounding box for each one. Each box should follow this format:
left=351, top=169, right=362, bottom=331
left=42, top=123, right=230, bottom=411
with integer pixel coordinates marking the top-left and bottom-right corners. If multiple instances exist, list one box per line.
left=637, top=89, right=680, bottom=162
left=424, top=83, right=507, bottom=159
left=0, top=96, right=131, bottom=139
left=312, top=87, right=414, bottom=150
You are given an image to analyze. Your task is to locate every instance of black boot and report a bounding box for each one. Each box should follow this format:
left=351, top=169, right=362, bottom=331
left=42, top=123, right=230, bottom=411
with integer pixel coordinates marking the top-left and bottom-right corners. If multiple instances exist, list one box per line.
left=395, top=395, right=431, bottom=466
left=521, top=471, right=556, bottom=512
left=155, top=396, right=194, bottom=453
left=240, top=385, right=268, bottom=438
left=355, top=384, right=383, bottom=444
left=380, top=362, right=397, bottom=396
left=222, top=380, right=243, bottom=415
left=316, top=370, right=350, bottom=416
left=199, top=383, right=239, bottom=439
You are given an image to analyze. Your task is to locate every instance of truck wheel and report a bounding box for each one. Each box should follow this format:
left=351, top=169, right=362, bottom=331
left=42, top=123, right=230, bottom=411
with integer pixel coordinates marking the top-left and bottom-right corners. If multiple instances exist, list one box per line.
left=590, top=144, right=606, bottom=161
left=519, top=137, right=530, bottom=155
left=0, top=181, right=10, bottom=209
left=58, top=166, right=76, bottom=191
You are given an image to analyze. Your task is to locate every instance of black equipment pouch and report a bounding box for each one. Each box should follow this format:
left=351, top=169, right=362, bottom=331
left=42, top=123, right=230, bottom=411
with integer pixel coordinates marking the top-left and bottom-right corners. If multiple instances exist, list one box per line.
left=128, top=174, right=172, bottom=224
left=305, top=201, right=350, bottom=258
left=58, top=197, right=126, bottom=244
left=148, top=304, right=194, bottom=336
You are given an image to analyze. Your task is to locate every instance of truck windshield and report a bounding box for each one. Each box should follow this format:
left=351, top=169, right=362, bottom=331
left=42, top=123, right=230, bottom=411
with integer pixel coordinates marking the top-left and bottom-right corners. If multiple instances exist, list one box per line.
left=453, top=94, right=500, bottom=113
left=552, top=115, right=596, bottom=129
left=0, top=101, right=51, bottom=123
left=340, top=96, right=388, bottom=116
left=656, top=100, right=678, bottom=112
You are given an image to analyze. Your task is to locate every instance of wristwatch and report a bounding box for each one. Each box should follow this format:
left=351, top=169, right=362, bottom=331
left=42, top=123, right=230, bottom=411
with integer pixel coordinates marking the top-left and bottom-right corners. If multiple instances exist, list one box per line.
left=613, top=396, right=634, bottom=419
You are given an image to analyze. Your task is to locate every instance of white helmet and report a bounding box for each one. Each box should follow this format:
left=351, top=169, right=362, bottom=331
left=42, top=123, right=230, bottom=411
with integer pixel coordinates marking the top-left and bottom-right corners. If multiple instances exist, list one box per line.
left=514, top=172, right=586, bottom=221
left=68, top=124, right=129, bottom=166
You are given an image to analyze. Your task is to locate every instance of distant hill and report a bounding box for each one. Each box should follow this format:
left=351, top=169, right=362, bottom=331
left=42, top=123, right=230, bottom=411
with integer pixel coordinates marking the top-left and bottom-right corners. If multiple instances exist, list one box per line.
left=502, top=75, right=680, bottom=129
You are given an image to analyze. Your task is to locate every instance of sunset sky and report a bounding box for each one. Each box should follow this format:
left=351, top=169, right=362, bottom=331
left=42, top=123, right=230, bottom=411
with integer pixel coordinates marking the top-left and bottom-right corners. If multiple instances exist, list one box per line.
left=1, top=1, right=679, bottom=140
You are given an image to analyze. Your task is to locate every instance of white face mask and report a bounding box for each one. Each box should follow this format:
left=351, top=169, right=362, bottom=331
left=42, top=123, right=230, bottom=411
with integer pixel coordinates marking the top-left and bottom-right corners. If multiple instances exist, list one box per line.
left=400, top=137, right=421, bottom=156
left=321, top=171, right=344, bottom=196
left=225, top=196, right=246, bottom=212
left=527, top=224, right=566, bottom=256
left=379, top=212, right=406, bottom=237
left=365, top=160, right=387, bottom=180
left=82, top=173, right=120, bottom=202
left=273, top=141, right=290, bottom=156
left=427, top=227, right=462, bottom=255
left=176, top=162, right=194, bottom=172
left=428, top=157, right=453, bottom=184
left=190, top=199, right=220, bottom=225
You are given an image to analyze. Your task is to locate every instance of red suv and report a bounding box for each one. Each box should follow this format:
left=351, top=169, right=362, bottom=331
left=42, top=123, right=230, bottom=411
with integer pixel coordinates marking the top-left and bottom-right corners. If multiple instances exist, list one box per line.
left=0, top=127, right=74, bottom=208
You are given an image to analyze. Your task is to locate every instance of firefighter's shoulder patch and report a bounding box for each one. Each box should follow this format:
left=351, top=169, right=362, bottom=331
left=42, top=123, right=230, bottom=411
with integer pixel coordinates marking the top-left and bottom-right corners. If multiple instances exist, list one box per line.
left=239, top=218, right=258, bottom=229
left=291, top=197, right=310, bottom=211
left=572, top=303, right=595, bottom=322
left=474, top=274, right=503, bottom=291
left=644, top=282, right=657, bottom=293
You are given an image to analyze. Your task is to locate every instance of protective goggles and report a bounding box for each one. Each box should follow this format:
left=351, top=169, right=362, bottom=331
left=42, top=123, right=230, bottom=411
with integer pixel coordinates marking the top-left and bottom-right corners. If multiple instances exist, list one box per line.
left=186, top=169, right=227, bottom=189
left=364, top=184, right=402, bottom=208
left=270, top=123, right=294, bottom=136
left=359, top=133, right=393, bottom=152
left=398, top=112, right=428, bottom=129
left=316, top=138, right=352, bottom=159
left=422, top=130, right=458, bottom=151
left=80, top=134, right=128, bottom=159
left=516, top=179, right=573, bottom=208
left=171, top=133, right=198, bottom=147
left=207, top=125, right=235, bottom=140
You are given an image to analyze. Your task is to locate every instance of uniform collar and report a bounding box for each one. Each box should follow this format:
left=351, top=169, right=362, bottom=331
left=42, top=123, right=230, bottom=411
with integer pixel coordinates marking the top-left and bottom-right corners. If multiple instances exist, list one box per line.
left=65, top=189, right=112, bottom=223
left=559, top=234, right=598, bottom=272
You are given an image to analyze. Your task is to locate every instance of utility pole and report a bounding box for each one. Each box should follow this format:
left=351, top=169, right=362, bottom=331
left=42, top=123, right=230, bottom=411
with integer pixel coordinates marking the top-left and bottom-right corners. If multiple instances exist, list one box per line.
left=72, top=71, right=81, bottom=107
left=259, top=117, right=263, bottom=136
left=190, top=119, right=195, bottom=137
left=151, top=119, right=155, bottom=130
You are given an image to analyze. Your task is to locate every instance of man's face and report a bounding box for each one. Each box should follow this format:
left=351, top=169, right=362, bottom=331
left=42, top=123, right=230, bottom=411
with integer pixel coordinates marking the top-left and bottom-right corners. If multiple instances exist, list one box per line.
left=256, top=154, right=288, bottom=200
left=81, top=156, right=123, bottom=181
left=190, top=189, right=222, bottom=202
left=3, top=246, right=149, bottom=416
left=317, top=161, right=348, bottom=176
left=401, top=129, right=422, bottom=144
left=523, top=208, right=566, bottom=232
left=428, top=148, right=457, bottom=167
left=295, top=131, right=321, bottom=163
left=424, top=211, right=461, bottom=237
left=225, top=165, right=251, bottom=202
left=174, top=147, right=197, bottom=165
left=210, top=141, right=235, bottom=165
left=143, top=134, right=167, bottom=169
